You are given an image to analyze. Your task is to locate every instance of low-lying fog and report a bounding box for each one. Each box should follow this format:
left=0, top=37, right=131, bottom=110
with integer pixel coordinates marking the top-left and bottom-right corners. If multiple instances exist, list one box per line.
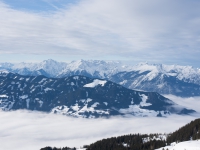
left=0, top=95, right=199, bottom=150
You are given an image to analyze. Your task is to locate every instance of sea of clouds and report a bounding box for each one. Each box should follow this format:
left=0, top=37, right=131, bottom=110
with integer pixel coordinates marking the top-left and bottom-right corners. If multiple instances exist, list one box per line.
left=164, top=95, right=200, bottom=113
left=0, top=95, right=200, bottom=150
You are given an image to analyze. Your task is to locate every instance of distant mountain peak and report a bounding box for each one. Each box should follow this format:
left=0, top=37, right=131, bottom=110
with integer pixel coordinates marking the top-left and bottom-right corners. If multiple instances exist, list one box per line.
left=0, top=70, right=10, bottom=76
left=42, top=59, right=61, bottom=64
left=1, top=59, right=200, bottom=97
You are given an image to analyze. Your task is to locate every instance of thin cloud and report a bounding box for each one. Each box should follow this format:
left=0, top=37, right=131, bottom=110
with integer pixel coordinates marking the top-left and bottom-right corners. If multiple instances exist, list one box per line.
left=0, top=0, right=200, bottom=66
left=164, top=95, right=200, bottom=113
left=0, top=110, right=198, bottom=150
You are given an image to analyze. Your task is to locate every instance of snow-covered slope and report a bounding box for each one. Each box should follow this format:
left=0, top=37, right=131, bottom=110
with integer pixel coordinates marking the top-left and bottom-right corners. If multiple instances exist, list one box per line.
left=0, top=59, right=130, bottom=78
left=0, top=72, right=195, bottom=118
left=1, top=60, right=200, bottom=97
left=0, top=59, right=67, bottom=77
left=131, top=63, right=200, bottom=84
left=58, top=61, right=200, bottom=97
left=110, top=63, right=200, bottom=97
left=156, top=140, right=200, bottom=150
left=57, top=59, right=130, bottom=78
left=124, top=62, right=200, bottom=84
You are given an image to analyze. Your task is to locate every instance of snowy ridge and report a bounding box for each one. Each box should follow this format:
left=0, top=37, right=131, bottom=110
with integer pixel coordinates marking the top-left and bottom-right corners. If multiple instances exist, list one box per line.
left=0, top=70, right=10, bottom=76
left=132, top=62, right=200, bottom=85
left=110, top=63, right=200, bottom=97
left=58, top=59, right=130, bottom=78
left=0, top=59, right=67, bottom=77
left=60, top=61, right=200, bottom=85
left=1, top=60, right=200, bottom=83
left=0, top=72, right=195, bottom=118
left=1, top=59, right=200, bottom=96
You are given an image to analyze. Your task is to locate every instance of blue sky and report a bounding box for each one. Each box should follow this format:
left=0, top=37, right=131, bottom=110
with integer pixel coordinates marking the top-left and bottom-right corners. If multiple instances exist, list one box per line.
left=1, top=0, right=78, bottom=11
left=0, top=0, right=200, bottom=67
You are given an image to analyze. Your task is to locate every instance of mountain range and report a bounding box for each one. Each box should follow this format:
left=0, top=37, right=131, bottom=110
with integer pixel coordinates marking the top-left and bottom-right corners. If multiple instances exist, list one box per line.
left=0, top=71, right=195, bottom=118
left=1, top=59, right=200, bottom=97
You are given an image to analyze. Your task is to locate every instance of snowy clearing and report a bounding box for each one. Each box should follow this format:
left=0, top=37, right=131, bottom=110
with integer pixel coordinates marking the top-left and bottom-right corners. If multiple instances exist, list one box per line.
left=156, top=140, right=200, bottom=150
left=83, top=79, right=107, bottom=88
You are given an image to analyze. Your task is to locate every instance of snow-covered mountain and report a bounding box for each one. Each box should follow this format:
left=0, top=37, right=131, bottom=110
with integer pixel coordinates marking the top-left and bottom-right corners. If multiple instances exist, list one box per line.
left=0, top=59, right=67, bottom=77
left=110, top=63, right=200, bottom=97
left=57, top=59, right=129, bottom=78
left=0, top=71, right=195, bottom=118
left=1, top=59, right=200, bottom=97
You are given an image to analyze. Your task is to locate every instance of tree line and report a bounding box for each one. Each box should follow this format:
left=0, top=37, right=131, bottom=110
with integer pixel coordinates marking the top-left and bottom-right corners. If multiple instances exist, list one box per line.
left=40, top=118, right=200, bottom=150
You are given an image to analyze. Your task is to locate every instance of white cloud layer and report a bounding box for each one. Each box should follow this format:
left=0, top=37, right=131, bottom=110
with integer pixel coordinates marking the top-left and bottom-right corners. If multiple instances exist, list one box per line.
left=164, top=95, right=200, bottom=113
left=0, top=0, right=200, bottom=66
left=0, top=109, right=199, bottom=150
